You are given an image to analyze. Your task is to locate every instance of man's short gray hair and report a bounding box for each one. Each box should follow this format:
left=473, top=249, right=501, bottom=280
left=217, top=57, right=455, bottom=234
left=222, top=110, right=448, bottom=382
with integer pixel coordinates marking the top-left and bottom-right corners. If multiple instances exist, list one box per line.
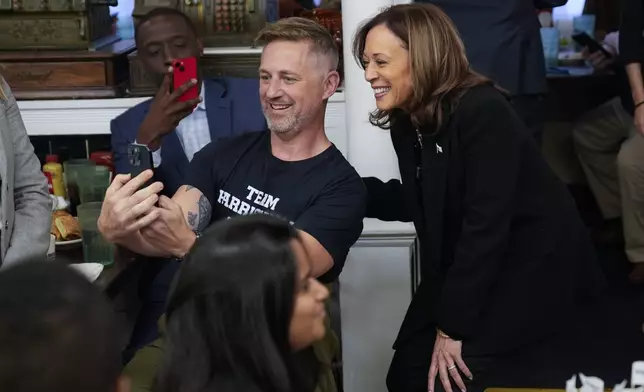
left=255, top=17, right=340, bottom=71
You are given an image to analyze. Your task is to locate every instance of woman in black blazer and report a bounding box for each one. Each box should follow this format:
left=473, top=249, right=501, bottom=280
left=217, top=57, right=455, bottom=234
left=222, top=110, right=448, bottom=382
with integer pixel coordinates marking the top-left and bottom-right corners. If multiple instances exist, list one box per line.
left=352, top=4, right=604, bottom=392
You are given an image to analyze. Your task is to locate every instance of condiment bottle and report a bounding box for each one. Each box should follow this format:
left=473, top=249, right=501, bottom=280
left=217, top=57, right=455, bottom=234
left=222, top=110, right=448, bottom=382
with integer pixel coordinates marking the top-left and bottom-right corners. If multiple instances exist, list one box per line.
left=42, top=154, right=65, bottom=198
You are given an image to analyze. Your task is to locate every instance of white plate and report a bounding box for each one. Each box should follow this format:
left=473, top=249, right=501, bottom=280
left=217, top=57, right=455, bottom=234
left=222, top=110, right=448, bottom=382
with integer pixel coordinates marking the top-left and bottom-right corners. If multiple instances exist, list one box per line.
left=68, top=263, right=104, bottom=282
left=55, top=238, right=82, bottom=246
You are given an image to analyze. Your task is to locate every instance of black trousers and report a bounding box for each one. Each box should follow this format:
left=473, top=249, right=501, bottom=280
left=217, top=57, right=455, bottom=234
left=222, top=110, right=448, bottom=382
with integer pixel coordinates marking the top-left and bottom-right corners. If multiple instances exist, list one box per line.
left=511, top=94, right=546, bottom=145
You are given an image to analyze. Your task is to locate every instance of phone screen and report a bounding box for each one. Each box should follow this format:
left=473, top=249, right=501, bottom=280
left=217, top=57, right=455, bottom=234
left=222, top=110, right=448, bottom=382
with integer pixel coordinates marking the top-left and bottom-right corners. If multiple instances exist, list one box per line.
left=572, top=32, right=612, bottom=58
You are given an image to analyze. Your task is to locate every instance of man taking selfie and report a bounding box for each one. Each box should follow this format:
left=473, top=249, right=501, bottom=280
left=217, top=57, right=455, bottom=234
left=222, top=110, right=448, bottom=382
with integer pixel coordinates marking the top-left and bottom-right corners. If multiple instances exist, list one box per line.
left=100, top=16, right=365, bottom=289
left=110, top=7, right=266, bottom=359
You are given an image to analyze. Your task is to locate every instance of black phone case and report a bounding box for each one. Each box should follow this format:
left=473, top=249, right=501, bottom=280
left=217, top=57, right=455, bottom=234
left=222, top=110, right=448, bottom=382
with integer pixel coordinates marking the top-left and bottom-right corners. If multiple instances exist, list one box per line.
left=572, top=32, right=612, bottom=58
left=127, top=143, right=154, bottom=187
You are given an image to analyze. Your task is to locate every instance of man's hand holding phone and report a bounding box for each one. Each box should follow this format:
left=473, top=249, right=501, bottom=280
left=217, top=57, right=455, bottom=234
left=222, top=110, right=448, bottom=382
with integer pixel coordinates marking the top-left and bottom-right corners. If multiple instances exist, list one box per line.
left=136, top=67, right=201, bottom=151
left=140, top=195, right=196, bottom=258
left=97, top=170, right=164, bottom=244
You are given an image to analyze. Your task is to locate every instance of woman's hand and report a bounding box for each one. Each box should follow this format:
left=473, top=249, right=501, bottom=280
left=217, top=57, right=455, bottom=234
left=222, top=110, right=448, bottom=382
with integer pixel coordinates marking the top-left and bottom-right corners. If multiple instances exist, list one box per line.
left=428, top=330, right=473, bottom=392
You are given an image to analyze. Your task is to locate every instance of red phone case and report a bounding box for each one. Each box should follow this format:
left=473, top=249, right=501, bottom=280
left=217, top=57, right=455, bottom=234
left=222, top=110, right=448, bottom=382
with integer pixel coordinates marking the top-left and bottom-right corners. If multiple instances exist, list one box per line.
left=172, top=57, right=198, bottom=102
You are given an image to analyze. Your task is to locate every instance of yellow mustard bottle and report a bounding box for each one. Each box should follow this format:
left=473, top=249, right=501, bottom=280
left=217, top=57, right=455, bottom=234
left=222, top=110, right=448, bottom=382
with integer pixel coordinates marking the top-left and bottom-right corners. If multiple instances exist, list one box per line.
left=43, top=154, right=65, bottom=198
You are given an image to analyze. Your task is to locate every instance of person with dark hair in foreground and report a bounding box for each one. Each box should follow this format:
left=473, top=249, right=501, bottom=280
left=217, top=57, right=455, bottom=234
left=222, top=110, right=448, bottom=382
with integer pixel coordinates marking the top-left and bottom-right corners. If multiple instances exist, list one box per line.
left=0, top=262, right=127, bottom=392
left=153, top=214, right=330, bottom=392
left=354, top=4, right=603, bottom=392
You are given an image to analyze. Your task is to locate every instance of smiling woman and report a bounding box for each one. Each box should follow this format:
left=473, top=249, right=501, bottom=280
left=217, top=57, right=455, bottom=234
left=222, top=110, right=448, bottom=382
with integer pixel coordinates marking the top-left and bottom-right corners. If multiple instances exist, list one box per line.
left=353, top=4, right=604, bottom=392
left=352, top=4, right=488, bottom=130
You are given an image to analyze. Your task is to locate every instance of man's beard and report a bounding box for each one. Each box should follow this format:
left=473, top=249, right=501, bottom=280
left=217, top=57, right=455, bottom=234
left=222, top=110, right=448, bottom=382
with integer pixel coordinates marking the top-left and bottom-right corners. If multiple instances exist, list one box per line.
left=262, top=102, right=307, bottom=134
left=265, top=112, right=299, bottom=134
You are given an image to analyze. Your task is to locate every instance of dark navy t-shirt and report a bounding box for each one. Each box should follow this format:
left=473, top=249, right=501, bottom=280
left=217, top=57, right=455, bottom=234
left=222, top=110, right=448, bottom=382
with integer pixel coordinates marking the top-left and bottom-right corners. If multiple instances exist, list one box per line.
left=185, top=130, right=366, bottom=282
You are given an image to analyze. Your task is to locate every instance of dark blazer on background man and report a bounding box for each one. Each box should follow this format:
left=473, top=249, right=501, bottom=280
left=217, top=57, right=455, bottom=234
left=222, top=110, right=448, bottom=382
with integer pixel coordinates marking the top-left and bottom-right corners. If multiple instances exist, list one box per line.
left=111, top=77, right=266, bottom=195
left=418, top=0, right=567, bottom=95
left=364, top=84, right=604, bottom=357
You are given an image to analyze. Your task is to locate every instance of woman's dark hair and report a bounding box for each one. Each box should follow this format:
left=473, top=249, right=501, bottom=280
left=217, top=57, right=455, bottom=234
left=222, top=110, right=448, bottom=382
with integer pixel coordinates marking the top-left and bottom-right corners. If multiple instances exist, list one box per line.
left=352, top=3, right=493, bottom=131
left=154, top=214, right=318, bottom=392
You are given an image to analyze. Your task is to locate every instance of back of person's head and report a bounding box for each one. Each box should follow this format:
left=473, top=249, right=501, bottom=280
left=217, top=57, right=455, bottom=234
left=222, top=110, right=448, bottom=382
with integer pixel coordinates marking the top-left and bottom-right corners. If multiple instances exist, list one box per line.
left=256, top=17, right=339, bottom=74
left=0, top=262, right=124, bottom=392
left=352, top=3, right=490, bottom=129
left=155, top=214, right=323, bottom=392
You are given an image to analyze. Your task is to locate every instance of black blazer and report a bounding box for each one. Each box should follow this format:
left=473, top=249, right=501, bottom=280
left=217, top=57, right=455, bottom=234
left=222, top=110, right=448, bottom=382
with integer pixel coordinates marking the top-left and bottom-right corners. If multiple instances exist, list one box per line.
left=364, top=85, right=604, bottom=356
left=618, top=0, right=644, bottom=114
left=418, top=0, right=567, bottom=95
left=619, top=0, right=644, bottom=66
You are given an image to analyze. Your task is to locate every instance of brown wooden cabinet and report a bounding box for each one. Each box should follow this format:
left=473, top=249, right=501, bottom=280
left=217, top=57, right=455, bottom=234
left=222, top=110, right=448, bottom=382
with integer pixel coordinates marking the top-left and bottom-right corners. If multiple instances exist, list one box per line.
left=132, top=0, right=279, bottom=47
left=0, top=0, right=117, bottom=50
left=0, top=39, right=136, bottom=100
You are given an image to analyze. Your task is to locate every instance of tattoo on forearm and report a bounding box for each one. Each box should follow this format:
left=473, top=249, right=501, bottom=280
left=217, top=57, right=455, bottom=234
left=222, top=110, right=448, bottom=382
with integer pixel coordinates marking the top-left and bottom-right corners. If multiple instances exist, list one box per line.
left=187, top=212, right=197, bottom=228
left=197, top=195, right=212, bottom=232
left=186, top=195, right=212, bottom=232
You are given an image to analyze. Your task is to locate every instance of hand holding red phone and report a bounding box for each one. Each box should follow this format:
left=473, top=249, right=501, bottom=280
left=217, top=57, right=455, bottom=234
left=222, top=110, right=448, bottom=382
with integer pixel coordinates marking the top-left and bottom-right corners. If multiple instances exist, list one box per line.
left=136, top=63, right=201, bottom=150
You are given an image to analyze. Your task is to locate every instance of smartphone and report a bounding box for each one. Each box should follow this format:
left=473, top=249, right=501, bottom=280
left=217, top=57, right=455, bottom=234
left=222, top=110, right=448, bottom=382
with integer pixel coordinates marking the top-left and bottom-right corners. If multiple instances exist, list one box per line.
left=127, top=143, right=154, bottom=187
left=172, top=57, right=198, bottom=102
left=571, top=31, right=613, bottom=58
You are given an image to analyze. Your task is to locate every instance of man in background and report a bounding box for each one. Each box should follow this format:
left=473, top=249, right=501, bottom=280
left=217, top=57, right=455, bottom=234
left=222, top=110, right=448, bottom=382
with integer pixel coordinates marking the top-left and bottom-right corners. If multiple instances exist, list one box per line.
left=573, top=31, right=644, bottom=283
left=111, top=7, right=266, bottom=196
left=0, top=77, right=51, bottom=268
left=419, top=0, right=567, bottom=144
left=0, top=262, right=127, bottom=392
left=110, top=7, right=266, bottom=359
